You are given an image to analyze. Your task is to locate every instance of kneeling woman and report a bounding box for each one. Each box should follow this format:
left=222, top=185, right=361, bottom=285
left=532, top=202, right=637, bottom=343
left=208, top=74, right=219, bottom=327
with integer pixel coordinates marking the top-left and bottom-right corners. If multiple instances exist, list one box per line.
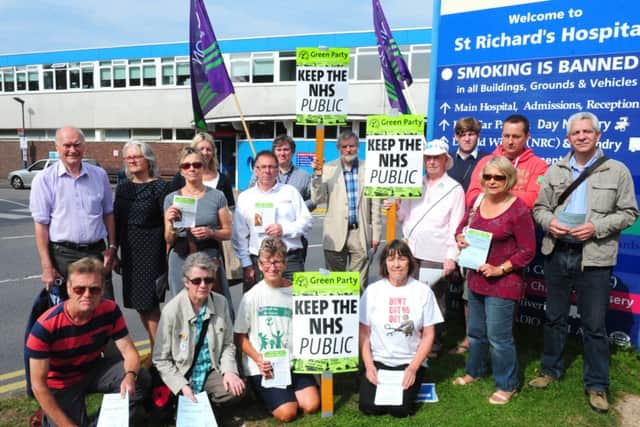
left=359, top=240, right=443, bottom=417
left=153, top=253, right=245, bottom=417
left=234, top=237, right=320, bottom=423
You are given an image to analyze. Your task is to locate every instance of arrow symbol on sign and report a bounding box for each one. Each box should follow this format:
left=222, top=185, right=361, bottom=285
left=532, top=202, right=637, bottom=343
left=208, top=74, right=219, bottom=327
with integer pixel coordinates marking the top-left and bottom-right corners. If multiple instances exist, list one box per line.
left=440, top=102, right=451, bottom=114
left=439, top=119, right=450, bottom=131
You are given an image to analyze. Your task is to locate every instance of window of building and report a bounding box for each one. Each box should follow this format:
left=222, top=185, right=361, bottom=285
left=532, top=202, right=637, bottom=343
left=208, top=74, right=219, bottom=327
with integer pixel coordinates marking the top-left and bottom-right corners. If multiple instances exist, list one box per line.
left=81, top=64, right=94, bottom=89
left=143, top=64, right=156, bottom=86
left=275, top=121, right=287, bottom=136
left=129, top=60, right=141, bottom=86
left=176, top=61, right=190, bottom=86
left=293, top=124, right=304, bottom=138
left=161, top=129, right=173, bottom=140
left=230, top=53, right=250, bottom=83
left=325, top=126, right=337, bottom=139
left=16, top=68, right=26, bottom=91
left=250, top=121, right=275, bottom=139
left=176, top=128, right=195, bottom=140
left=307, top=126, right=316, bottom=138
left=25, top=129, right=47, bottom=140
left=43, top=66, right=54, bottom=90
left=69, top=66, right=81, bottom=89
left=410, top=45, right=430, bottom=79
left=28, top=71, right=39, bottom=91
left=279, top=51, right=296, bottom=82
left=358, top=122, right=367, bottom=137
left=99, top=61, right=112, bottom=87
left=81, top=129, right=96, bottom=140
left=252, top=53, right=274, bottom=83
left=131, top=128, right=161, bottom=140
left=105, top=129, right=131, bottom=140
left=54, top=64, right=68, bottom=90
left=356, top=47, right=381, bottom=81
left=113, top=64, right=126, bottom=88
left=3, top=68, right=15, bottom=92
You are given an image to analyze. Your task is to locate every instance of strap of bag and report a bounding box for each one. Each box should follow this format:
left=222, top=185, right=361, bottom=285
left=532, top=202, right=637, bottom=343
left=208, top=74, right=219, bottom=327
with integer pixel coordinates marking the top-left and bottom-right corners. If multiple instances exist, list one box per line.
left=464, top=193, right=484, bottom=231
left=557, top=156, right=609, bottom=206
left=184, top=315, right=211, bottom=380
left=405, top=183, right=461, bottom=240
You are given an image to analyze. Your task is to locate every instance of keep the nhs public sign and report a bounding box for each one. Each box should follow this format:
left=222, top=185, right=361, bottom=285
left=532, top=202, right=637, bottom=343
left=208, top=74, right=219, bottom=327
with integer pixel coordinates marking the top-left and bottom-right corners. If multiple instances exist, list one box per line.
left=429, top=0, right=640, bottom=347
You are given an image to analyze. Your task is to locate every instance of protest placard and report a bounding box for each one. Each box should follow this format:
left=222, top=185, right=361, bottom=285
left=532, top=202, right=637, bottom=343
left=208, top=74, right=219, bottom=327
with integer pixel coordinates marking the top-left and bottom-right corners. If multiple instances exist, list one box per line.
left=364, top=114, right=425, bottom=198
left=296, top=47, right=350, bottom=125
left=291, top=272, right=359, bottom=374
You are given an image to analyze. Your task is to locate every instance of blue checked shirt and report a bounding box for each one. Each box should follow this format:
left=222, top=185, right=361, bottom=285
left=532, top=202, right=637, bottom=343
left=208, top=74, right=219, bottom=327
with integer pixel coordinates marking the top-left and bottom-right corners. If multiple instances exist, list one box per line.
left=190, top=305, right=212, bottom=393
left=343, top=160, right=359, bottom=226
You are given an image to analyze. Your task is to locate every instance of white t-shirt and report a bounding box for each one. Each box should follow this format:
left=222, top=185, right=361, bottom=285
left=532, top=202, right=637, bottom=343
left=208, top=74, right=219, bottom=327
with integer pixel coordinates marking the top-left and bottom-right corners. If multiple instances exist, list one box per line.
left=233, top=280, right=293, bottom=376
left=360, top=277, right=444, bottom=366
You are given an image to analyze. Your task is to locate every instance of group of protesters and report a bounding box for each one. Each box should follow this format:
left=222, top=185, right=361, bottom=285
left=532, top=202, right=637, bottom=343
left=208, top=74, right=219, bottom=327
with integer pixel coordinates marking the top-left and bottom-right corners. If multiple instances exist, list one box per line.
left=23, top=109, right=639, bottom=425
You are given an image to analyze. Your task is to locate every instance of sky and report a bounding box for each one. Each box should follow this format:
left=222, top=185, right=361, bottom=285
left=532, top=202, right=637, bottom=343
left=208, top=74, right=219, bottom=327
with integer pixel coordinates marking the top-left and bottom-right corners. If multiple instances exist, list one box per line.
left=0, top=0, right=433, bottom=55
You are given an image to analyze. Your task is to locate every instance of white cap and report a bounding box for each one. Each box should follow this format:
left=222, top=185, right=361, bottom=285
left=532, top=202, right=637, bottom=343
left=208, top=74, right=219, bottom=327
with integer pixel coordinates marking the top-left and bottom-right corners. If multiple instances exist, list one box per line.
left=423, top=138, right=453, bottom=170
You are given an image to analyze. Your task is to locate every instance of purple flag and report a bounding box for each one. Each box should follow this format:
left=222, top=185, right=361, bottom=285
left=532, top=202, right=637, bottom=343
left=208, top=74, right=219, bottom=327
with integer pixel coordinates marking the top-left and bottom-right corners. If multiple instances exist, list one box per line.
left=189, top=0, right=235, bottom=130
left=372, top=0, right=413, bottom=114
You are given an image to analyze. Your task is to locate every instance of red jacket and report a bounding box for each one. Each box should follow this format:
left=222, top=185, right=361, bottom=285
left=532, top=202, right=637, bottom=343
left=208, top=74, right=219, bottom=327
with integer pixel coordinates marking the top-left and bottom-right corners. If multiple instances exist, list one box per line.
left=465, top=146, right=548, bottom=209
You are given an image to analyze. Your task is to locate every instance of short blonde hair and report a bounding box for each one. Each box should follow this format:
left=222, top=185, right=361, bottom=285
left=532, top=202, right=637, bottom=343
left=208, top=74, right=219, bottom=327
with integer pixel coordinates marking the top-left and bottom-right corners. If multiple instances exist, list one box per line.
left=191, top=132, right=218, bottom=172
left=480, top=156, right=518, bottom=191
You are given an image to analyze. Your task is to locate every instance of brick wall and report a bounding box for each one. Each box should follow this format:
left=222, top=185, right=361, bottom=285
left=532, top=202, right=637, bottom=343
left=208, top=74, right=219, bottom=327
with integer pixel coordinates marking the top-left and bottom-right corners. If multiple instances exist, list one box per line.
left=1, top=139, right=190, bottom=181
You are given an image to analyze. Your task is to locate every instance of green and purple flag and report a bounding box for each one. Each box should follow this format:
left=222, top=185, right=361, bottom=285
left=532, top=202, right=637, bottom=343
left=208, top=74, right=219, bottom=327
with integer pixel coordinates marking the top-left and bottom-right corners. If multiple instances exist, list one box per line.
left=372, top=0, right=413, bottom=114
left=189, top=0, right=234, bottom=130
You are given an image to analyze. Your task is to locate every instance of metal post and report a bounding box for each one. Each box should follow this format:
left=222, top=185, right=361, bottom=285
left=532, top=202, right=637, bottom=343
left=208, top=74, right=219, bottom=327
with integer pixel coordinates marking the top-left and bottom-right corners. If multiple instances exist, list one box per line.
left=13, top=97, right=27, bottom=168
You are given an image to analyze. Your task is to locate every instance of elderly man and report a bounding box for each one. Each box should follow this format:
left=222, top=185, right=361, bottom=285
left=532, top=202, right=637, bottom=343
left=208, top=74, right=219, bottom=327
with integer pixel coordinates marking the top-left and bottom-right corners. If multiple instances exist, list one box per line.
left=449, top=117, right=488, bottom=192
left=529, top=112, right=639, bottom=413
left=26, top=257, right=149, bottom=427
left=29, top=126, right=117, bottom=298
left=311, top=130, right=381, bottom=288
left=233, top=150, right=312, bottom=288
left=394, top=138, right=465, bottom=356
left=466, top=114, right=547, bottom=209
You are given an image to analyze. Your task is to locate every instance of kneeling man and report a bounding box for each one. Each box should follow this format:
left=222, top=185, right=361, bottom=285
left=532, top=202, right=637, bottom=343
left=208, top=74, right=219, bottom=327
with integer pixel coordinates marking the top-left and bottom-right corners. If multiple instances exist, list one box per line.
left=27, top=257, right=149, bottom=426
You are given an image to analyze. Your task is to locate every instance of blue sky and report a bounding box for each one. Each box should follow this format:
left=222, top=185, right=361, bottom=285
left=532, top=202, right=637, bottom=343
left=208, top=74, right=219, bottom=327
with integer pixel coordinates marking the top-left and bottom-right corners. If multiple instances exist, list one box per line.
left=0, top=0, right=433, bottom=55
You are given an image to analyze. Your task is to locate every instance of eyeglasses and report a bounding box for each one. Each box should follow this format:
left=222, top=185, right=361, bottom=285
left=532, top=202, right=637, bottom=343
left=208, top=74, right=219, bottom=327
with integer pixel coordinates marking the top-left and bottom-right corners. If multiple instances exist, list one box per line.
left=71, top=286, right=102, bottom=296
left=180, top=162, right=203, bottom=170
left=125, top=155, right=145, bottom=162
left=259, top=259, right=285, bottom=268
left=482, top=174, right=507, bottom=182
left=187, top=276, right=215, bottom=285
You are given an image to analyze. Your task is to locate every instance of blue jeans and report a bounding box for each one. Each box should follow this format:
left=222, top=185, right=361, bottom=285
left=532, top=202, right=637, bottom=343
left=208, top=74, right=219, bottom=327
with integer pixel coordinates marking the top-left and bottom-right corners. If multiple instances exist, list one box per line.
left=541, top=246, right=611, bottom=391
left=466, top=291, right=518, bottom=391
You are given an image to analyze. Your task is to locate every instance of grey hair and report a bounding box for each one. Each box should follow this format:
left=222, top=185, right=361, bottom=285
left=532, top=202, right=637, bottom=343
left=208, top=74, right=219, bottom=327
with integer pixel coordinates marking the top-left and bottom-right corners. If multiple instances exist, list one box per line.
left=182, top=252, right=219, bottom=278
left=336, top=130, right=359, bottom=148
left=55, top=126, right=85, bottom=144
left=122, top=140, right=160, bottom=178
left=566, top=112, right=601, bottom=136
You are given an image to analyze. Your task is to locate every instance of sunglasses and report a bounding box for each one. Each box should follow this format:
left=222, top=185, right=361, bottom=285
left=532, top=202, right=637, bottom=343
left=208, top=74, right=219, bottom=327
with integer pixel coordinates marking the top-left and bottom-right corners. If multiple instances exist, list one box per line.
left=71, top=286, right=102, bottom=296
left=180, top=162, right=203, bottom=170
left=187, top=276, right=215, bottom=285
left=482, top=174, right=507, bottom=182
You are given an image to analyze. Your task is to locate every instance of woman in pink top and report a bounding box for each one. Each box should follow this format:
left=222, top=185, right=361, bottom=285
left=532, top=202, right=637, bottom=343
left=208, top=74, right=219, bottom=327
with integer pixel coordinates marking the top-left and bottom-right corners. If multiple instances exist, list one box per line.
left=453, top=156, right=535, bottom=405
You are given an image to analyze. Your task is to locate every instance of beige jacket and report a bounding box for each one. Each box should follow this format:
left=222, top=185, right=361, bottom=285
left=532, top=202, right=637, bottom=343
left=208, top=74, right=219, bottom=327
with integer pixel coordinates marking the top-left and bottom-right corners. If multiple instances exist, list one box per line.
left=533, top=150, right=639, bottom=267
left=152, top=289, right=238, bottom=394
left=311, top=159, right=382, bottom=251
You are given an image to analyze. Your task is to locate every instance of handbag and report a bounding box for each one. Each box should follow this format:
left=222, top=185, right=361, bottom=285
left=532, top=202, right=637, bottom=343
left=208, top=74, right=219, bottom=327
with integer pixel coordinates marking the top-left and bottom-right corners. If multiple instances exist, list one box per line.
left=146, top=316, right=211, bottom=421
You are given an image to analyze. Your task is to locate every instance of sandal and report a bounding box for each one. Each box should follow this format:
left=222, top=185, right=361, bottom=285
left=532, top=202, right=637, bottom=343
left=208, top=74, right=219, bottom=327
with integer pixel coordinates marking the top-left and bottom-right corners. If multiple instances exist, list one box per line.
left=489, top=390, right=517, bottom=405
left=452, top=375, right=476, bottom=385
left=448, top=343, right=469, bottom=355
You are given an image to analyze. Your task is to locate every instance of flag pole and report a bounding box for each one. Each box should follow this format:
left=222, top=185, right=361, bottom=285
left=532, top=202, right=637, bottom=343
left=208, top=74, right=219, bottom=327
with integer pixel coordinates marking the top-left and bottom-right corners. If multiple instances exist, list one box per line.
left=402, top=81, right=417, bottom=115
left=231, top=94, right=256, bottom=158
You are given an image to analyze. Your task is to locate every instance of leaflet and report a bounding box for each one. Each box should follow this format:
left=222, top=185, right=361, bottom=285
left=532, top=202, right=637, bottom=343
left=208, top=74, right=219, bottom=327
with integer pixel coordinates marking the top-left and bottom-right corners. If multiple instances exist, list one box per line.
left=419, top=268, right=443, bottom=286
left=374, top=369, right=404, bottom=406
left=416, top=382, right=439, bottom=403
left=254, top=202, right=276, bottom=233
left=261, top=348, right=292, bottom=389
left=457, top=228, right=492, bottom=270
left=96, top=393, right=129, bottom=427
left=176, top=391, right=217, bottom=427
left=172, top=195, right=197, bottom=228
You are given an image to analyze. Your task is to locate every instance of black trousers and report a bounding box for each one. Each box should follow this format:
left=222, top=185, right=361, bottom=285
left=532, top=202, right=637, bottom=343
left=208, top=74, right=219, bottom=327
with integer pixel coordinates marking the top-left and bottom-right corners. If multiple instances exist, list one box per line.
left=359, top=361, right=424, bottom=418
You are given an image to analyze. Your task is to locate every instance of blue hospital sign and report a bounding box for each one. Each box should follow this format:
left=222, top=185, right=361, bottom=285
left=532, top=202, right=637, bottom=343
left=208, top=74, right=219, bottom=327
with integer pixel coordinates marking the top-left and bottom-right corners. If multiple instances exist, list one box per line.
left=430, top=0, right=640, bottom=347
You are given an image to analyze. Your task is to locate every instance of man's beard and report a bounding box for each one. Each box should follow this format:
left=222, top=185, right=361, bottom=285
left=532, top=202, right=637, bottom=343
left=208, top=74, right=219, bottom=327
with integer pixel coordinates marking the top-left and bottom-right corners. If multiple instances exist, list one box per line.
left=341, top=154, right=357, bottom=164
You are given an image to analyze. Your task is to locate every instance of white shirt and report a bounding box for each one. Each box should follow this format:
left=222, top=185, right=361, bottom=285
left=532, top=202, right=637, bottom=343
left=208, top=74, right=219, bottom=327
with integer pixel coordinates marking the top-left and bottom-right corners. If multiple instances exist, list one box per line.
left=232, top=182, right=312, bottom=267
left=397, top=174, right=465, bottom=262
left=234, top=280, right=293, bottom=376
left=360, top=277, right=443, bottom=366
